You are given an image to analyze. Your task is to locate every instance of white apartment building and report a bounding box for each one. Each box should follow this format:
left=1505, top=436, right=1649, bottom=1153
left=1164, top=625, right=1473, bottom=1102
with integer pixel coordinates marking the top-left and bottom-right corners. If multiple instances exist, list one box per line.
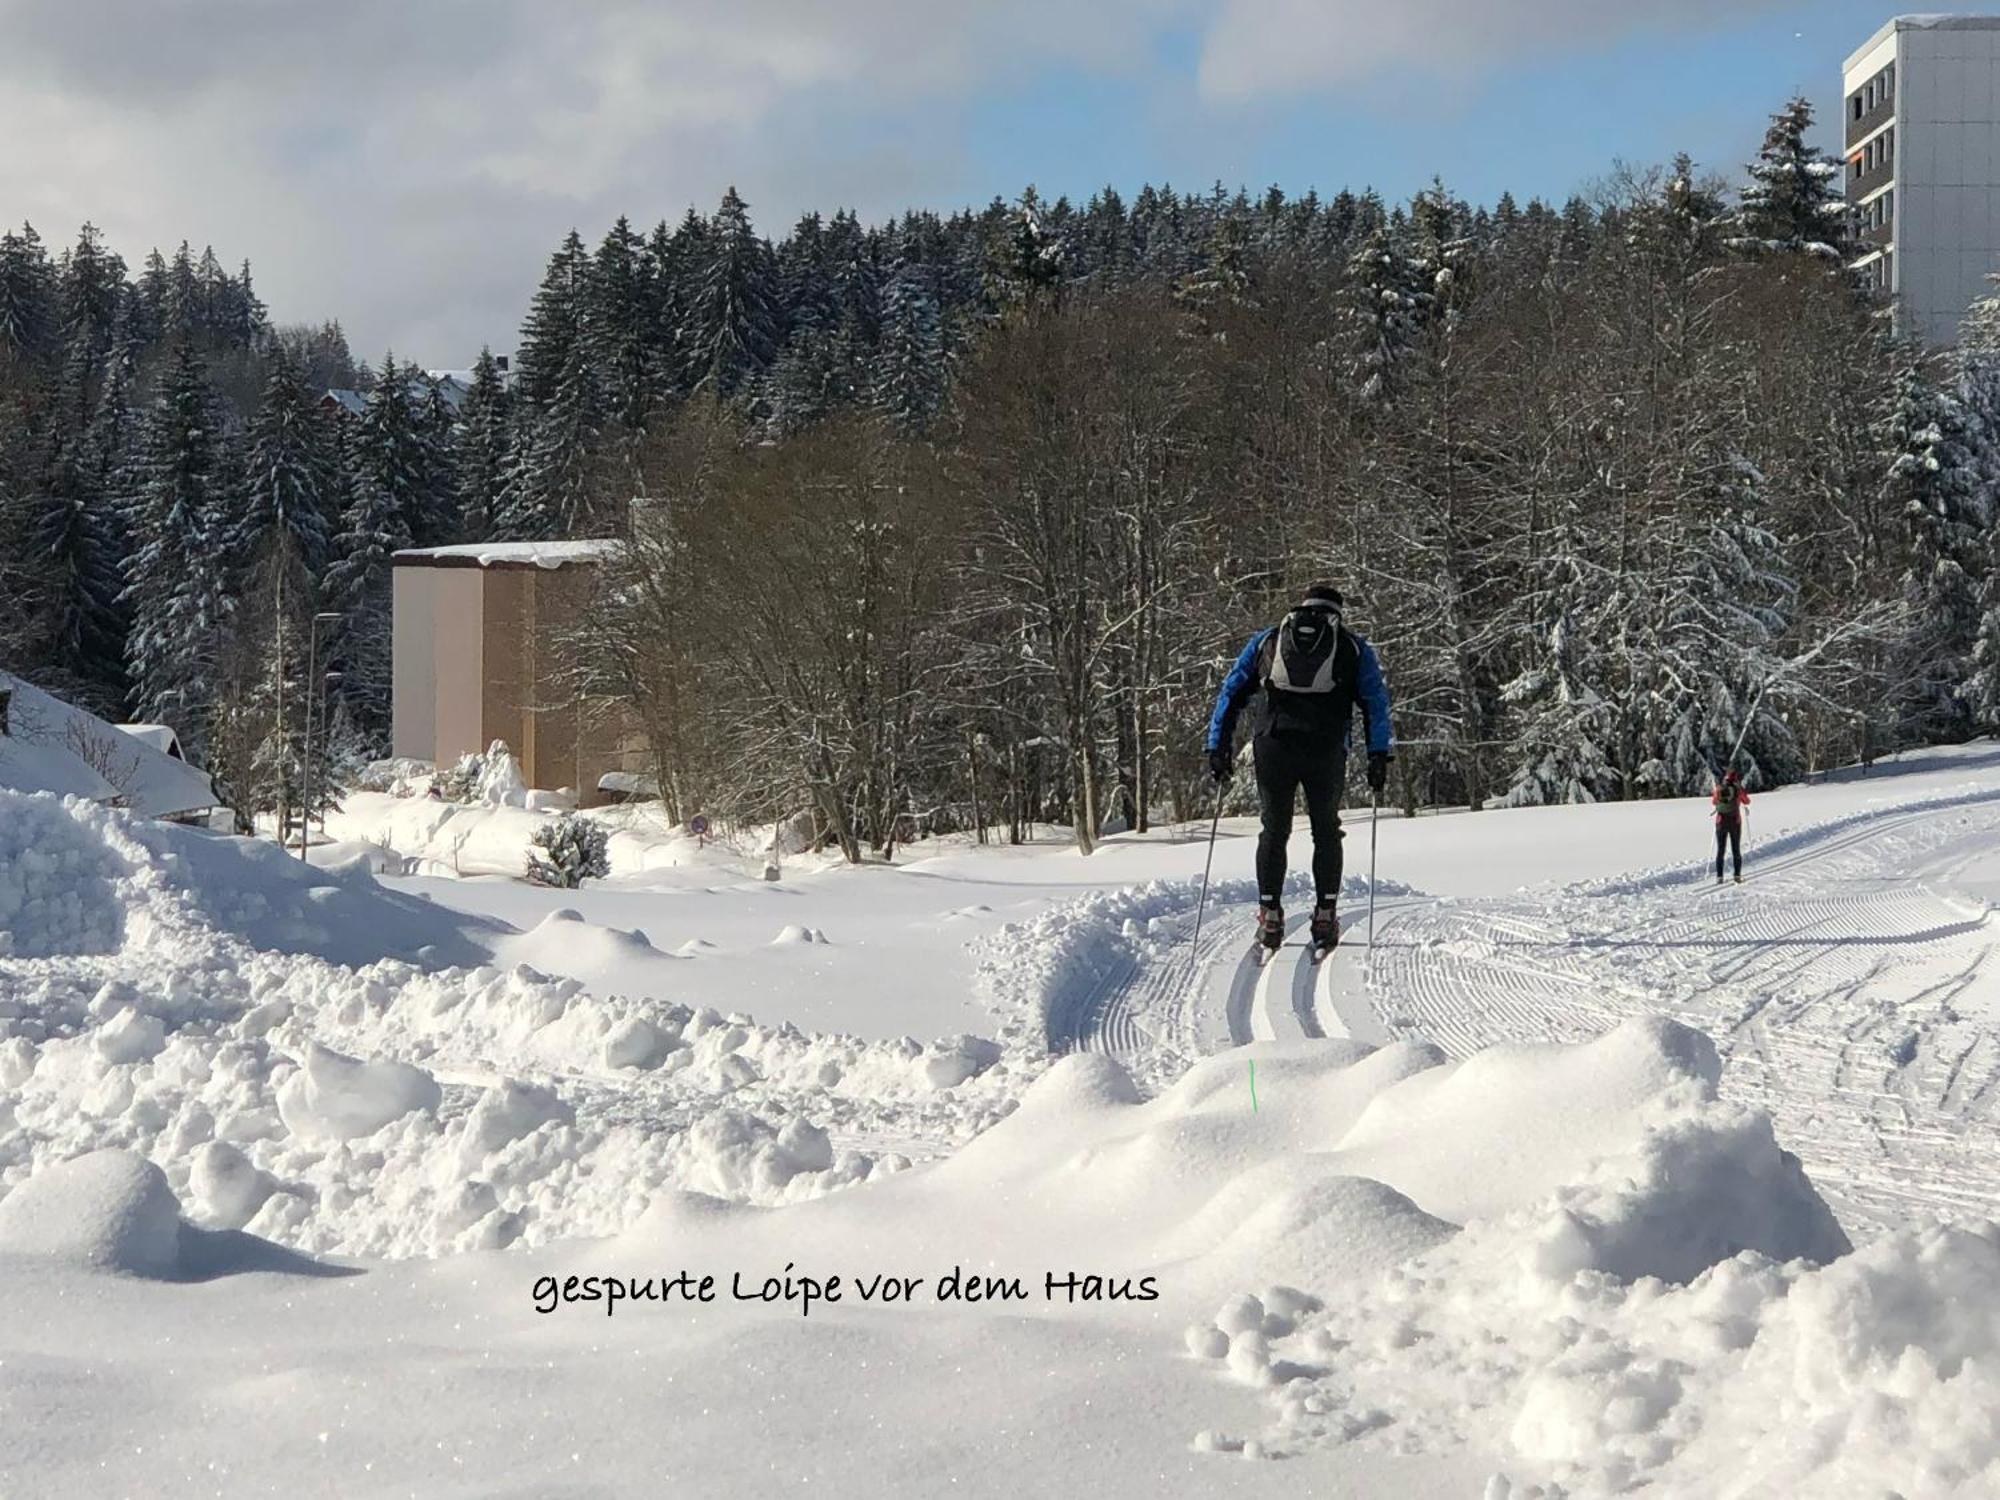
left=1846, top=15, right=2000, bottom=347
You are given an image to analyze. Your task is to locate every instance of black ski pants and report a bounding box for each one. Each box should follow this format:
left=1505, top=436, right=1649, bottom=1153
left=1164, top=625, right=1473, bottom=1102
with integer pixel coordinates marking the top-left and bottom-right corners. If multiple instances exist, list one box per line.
left=1253, top=734, right=1345, bottom=907
left=1715, top=819, right=1742, bottom=880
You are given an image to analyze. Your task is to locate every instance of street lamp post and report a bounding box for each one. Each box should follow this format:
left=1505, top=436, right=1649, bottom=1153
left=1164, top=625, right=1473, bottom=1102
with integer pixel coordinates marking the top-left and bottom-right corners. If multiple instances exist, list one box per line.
left=299, top=612, right=343, bottom=859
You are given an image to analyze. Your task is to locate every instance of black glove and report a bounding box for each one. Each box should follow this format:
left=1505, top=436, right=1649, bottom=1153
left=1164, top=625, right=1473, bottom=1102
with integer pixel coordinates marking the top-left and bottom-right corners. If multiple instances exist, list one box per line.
left=1207, top=747, right=1233, bottom=785
left=1366, top=751, right=1391, bottom=793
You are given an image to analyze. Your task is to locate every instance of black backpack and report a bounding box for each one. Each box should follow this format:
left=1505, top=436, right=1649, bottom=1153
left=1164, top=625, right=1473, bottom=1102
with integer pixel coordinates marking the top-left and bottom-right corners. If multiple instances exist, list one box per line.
left=1266, top=608, right=1342, bottom=695
left=1716, top=781, right=1741, bottom=815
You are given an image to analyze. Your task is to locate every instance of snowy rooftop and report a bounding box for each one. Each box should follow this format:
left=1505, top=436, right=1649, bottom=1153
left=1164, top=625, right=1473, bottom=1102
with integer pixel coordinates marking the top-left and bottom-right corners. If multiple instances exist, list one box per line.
left=394, top=540, right=622, bottom=570
left=116, top=724, right=182, bottom=757
left=0, top=672, right=220, bottom=817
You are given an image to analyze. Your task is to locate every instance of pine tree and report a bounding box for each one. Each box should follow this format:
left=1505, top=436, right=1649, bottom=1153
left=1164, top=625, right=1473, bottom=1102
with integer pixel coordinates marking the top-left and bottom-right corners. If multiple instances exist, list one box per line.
left=121, top=341, right=236, bottom=754
left=456, top=348, right=512, bottom=537
left=686, top=187, right=780, bottom=397
left=239, top=348, right=336, bottom=574
left=1651, top=454, right=1803, bottom=789
left=503, top=342, right=601, bottom=537
left=1730, top=96, right=1848, bottom=260
left=1174, top=212, right=1255, bottom=330
left=587, top=215, right=653, bottom=432
left=871, top=255, right=945, bottom=434
left=412, top=374, right=461, bottom=543
left=768, top=323, right=863, bottom=439
left=350, top=354, right=447, bottom=545
left=323, top=428, right=414, bottom=750
left=1883, top=353, right=1988, bottom=740
left=516, top=231, right=590, bottom=410
left=647, top=210, right=709, bottom=395
left=57, top=223, right=126, bottom=374
left=1341, top=227, right=1426, bottom=405
left=161, top=242, right=201, bottom=340
left=0, top=222, right=58, bottom=363
left=985, top=189, right=1067, bottom=310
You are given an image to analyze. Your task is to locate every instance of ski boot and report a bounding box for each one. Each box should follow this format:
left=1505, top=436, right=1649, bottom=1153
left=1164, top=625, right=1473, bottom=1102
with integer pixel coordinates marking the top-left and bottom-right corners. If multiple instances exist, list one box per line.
left=1310, top=900, right=1340, bottom=959
left=1255, top=905, right=1285, bottom=959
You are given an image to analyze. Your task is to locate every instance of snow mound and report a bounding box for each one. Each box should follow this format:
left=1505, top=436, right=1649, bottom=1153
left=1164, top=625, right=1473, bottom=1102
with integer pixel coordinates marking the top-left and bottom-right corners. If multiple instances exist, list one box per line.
left=276, top=1043, right=443, bottom=1142
left=0, top=793, right=126, bottom=956
left=1181, top=1020, right=1865, bottom=1492
left=0, top=1150, right=182, bottom=1276
left=0, top=789, right=497, bottom=969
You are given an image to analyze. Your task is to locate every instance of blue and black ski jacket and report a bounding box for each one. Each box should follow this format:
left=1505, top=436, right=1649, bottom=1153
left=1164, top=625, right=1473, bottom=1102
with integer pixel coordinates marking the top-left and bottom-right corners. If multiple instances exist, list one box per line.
left=1205, top=624, right=1393, bottom=758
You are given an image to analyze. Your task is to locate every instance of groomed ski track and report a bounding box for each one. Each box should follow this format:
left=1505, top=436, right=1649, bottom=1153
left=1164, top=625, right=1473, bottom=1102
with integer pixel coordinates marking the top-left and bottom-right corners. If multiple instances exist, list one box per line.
left=1044, top=781, right=2000, bottom=1236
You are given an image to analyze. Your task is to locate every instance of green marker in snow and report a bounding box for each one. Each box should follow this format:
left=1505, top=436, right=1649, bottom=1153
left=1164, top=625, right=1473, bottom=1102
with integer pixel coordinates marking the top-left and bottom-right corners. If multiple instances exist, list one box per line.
left=1249, top=1059, right=1258, bottom=1112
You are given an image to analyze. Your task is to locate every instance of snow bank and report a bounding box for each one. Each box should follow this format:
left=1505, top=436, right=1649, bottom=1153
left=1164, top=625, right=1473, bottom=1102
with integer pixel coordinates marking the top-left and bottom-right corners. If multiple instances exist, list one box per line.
left=322, top=789, right=727, bottom=881
left=0, top=791, right=1018, bottom=1258
left=0, top=1150, right=182, bottom=1275
left=1168, top=1021, right=1892, bottom=1493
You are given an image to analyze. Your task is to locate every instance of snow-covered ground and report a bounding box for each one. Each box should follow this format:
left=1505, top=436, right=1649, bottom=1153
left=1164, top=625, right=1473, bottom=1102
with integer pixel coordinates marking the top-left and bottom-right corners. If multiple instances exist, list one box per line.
left=8, top=746, right=2000, bottom=1494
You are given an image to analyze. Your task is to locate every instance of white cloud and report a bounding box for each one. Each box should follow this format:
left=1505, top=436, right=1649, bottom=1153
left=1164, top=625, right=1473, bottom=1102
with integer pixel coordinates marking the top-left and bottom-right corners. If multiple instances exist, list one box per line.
left=0, top=0, right=1786, bottom=358
left=0, top=1, right=1188, bottom=358
left=1195, top=0, right=1790, bottom=99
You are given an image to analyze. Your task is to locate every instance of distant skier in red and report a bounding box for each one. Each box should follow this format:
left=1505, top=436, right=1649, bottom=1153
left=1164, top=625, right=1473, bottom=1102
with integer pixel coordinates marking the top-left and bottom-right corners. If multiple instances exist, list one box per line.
left=1713, top=770, right=1749, bottom=885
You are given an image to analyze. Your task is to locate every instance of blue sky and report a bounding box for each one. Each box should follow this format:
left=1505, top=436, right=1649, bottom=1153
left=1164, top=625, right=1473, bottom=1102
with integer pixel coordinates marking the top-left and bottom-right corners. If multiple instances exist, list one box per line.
left=0, top=1, right=1992, bottom=360
left=957, top=3, right=1970, bottom=215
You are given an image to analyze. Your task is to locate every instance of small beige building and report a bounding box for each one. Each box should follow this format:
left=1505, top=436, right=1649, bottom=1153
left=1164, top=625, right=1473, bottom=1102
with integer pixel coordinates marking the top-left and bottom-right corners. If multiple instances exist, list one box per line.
left=391, top=541, right=641, bottom=804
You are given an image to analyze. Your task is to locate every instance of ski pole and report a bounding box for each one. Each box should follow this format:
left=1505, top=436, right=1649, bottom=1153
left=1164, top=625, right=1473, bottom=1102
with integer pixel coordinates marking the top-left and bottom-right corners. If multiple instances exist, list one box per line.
left=1368, top=788, right=1381, bottom=952
left=1186, top=785, right=1226, bottom=980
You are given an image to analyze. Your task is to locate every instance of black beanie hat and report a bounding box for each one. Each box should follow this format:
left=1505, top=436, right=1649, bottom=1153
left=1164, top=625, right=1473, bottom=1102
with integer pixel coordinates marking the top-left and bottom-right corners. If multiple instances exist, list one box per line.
left=1301, top=583, right=1343, bottom=610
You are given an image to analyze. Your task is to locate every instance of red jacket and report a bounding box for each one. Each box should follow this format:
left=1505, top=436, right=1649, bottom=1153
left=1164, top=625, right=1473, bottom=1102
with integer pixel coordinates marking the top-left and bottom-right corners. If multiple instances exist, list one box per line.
left=1712, top=785, right=1750, bottom=825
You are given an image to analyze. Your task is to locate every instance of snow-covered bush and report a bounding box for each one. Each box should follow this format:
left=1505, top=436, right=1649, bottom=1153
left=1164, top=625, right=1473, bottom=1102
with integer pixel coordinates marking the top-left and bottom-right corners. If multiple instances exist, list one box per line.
left=434, top=750, right=486, bottom=803
left=473, top=740, right=527, bottom=806
left=526, top=814, right=610, bottom=888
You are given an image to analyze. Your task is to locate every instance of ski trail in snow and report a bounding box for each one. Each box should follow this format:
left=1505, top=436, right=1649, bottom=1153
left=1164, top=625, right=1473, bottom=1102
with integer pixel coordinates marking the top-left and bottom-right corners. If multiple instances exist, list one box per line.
left=1039, top=788, right=2000, bottom=1234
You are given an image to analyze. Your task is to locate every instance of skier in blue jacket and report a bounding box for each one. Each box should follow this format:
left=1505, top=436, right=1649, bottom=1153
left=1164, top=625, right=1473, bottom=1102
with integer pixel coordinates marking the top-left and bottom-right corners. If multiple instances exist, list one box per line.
left=1205, top=583, right=1393, bottom=953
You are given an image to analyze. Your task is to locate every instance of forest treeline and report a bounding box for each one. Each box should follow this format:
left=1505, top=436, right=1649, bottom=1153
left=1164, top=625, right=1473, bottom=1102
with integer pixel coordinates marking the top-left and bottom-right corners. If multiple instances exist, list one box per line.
left=4, top=97, right=1998, bottom=854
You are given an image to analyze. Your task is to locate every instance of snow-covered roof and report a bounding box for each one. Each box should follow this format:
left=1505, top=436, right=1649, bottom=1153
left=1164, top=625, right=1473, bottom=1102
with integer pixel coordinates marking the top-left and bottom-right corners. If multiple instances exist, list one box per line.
left=321, top=389, right=367, bottom=417
left=425, top=375, right=470, bottom=412
left=0, top=672, right=222, bottom=818
left=393, top=540, right=623, bottom=570
left=116, top=724, right=183, bottom=758
left=0, top=736, right=118, bottom=802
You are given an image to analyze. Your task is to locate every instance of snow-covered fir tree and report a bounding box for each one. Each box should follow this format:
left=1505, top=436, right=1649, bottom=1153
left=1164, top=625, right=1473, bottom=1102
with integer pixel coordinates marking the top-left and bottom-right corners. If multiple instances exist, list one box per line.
left=0, top=222, right=58, bottom=360
left=502, top=342, right=601, bottom=538
left=412, top=374, right=461, bottom=543
left=587, top=215, right=654, bottom=433
left=1729, top=96, right=1848, bottom=260
left=516, top=231, right=590, bottom=411
left=767, top=324, right=863, bottom=440
left=685, top=187, right=780, bottom=397
left=322, top=446, right=413, bottom=751
left=349, top=355, right=448, bottom=547
left=120, top=341, right=236, bottom=754
left=238, top=348, right=336, bottom=575
left=1341, top=227, right=1427, bottom=405
left=455, top=348, right=512, bottom=538
left=1884, top=354, right=1989, bottom=740
left=871, top=254, right=946, bottom=434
